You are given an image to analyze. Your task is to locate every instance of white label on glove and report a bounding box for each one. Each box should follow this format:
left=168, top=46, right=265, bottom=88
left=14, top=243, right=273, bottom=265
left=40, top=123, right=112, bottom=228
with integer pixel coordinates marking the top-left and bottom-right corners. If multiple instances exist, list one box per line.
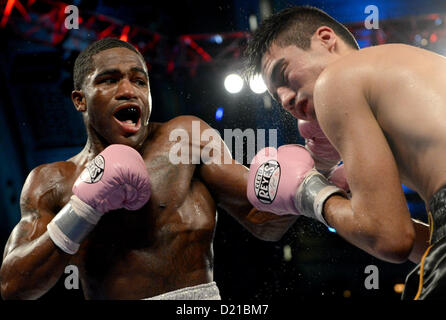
left=79, top=155, right=105, bottom=184
left=254, top=160, right=280, bottom=204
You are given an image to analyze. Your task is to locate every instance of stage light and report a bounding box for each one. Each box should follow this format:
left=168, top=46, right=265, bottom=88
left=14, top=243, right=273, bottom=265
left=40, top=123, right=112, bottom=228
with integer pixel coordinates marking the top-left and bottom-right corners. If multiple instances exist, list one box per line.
left=249, top=74, right=267, bottom=94
left=224, top=73, right=243, bottom=94
left=394, top=283, right=404, bottom=294
left=414, top=34, right=422, bottom=44
left=430, top=33, right=438, bottom=43
left=212, top=35, right=223, bottom=44
left=120, top=25, right=130, bottom=42
left=1, top=0, right=17, bottom=28
left=283, top=245, right=292, bottom=261
left=328, top=227, right=336, bottom=233
left=249, top=14, right=258, bottom=31
left=215, top=107, right=224, bottom=121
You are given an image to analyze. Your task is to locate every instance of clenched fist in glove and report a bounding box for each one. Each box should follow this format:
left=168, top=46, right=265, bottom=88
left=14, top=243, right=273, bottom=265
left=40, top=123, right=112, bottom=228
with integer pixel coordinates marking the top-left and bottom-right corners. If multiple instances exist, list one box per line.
left=47, top=144, right=151, bottom=254
left=247, top=145, right=347, bottom=226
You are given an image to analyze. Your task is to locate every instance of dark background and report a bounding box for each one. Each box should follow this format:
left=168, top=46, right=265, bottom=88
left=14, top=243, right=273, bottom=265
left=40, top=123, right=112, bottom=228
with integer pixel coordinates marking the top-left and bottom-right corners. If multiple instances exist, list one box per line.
left=1, top=0, right=446, bottom=301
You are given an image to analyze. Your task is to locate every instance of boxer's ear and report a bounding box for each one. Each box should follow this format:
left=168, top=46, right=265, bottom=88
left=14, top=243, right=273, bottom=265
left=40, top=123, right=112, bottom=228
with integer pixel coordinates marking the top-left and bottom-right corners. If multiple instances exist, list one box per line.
left=313, top=26, right=337, bottom=52
left=72, top=90, right=86, bottom=112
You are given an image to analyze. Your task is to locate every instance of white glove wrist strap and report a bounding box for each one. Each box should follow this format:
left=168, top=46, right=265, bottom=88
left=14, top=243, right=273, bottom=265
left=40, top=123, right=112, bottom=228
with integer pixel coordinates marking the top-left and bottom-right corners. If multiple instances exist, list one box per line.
left=47, top=195, right=101, bottom=255
left=295, top=169, right=346, bottom=227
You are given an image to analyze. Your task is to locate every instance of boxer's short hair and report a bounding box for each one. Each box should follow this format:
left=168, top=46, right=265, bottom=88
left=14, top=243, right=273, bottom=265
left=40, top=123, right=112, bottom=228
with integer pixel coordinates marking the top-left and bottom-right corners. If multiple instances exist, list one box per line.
left=73, top=38, right=145, bottom=90
left=244, top=5, right=359, bottom=79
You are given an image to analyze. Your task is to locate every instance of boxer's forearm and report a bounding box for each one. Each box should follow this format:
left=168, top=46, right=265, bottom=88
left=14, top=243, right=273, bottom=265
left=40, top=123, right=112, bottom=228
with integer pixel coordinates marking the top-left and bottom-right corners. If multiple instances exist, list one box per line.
left=0, top=232, right=71, bottom=300
left=200, top=158, right=296, bottom=240
left=323, top=195, right=415, bottom=263
left=243, top=207, right=298, bottom=241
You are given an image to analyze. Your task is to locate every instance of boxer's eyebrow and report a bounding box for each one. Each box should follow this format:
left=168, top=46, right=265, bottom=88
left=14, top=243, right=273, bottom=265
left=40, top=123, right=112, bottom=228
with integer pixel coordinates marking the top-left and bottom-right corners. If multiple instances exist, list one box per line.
left=95, top=68, right=121, bottom=79
left=130, top=67, right=148, bottom=79
left=94, top=67, right=148, bottom=81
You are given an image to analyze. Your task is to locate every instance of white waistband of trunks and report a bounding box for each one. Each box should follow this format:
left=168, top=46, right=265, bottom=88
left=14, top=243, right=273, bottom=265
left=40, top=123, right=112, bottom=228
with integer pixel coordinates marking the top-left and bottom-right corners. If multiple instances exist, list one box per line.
left=143, top=281, right=221, bottom=300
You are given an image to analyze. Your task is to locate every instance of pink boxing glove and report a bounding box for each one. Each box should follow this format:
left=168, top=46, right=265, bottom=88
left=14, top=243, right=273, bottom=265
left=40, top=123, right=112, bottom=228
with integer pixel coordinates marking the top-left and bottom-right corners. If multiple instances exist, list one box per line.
left=247, top=145, right=347, bottom=226
left=47, top=144, right=151, bottom=254
left=73, top=144, right=151, bottom=214
left=298, top=119, right=341, bottom=174
left=247, top=145, right=314, bottom=216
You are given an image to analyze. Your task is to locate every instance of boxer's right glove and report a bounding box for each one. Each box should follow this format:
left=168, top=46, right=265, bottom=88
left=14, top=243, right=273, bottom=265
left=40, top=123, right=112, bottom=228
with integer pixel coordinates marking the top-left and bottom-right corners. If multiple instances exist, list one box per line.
left=298, top=119, right=341, bottom=175
left=247, top=145, right=346, bottom=226
left=47, top=144, right=151, bottom=254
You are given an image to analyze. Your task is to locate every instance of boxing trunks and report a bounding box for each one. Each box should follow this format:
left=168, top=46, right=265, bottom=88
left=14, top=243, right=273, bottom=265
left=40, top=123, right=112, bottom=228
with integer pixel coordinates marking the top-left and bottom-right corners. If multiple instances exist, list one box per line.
left=143, top=281, right=221, bottom=300
left=402, top=186, right=446, bottom=300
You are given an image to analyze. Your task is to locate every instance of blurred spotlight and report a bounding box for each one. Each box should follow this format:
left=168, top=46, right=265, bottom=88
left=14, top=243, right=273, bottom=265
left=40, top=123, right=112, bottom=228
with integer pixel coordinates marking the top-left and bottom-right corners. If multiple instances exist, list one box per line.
left=224, top=73, right=244, bottom=94
left=283, top=245, right=292, bottom=261
left=394, top=283, right=405, bottom=294
left=328, top=227, right=337, bottom=233
left=212, top=34, right=223, bottom=44
left=215, top=107, right=224, bottom=121
left=249, top=74, right=267, bottom=94
left=430, top=33, right=438, bottom=43
left=249, top=14, right=258, bottom=32
left=414, top=34, right=422, bottom=44
left=120, top=25, right=130, bottom=42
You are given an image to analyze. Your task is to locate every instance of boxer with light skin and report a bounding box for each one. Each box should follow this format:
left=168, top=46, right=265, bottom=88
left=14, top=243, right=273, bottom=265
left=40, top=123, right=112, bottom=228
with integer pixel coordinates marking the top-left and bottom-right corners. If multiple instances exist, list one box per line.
left=244, top=6, right=446, bottom=299
left=0, top=38, right=297, bottom=300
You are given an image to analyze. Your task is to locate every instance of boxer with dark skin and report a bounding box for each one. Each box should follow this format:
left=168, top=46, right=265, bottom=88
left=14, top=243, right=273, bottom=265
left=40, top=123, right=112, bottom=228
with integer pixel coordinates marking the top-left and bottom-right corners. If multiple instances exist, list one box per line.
left=0, top=39, right=296, bottom=300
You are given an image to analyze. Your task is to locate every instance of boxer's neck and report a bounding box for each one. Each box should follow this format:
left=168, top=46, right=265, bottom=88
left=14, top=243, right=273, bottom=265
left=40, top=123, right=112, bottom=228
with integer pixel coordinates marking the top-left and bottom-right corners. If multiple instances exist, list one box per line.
left=80, top=136, right=105, bottom=163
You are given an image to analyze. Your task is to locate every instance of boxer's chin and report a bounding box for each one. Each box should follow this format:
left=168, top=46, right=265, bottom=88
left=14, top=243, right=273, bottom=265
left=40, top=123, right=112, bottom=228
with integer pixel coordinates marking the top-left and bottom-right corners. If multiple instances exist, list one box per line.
left=107, top=124, right=147, bottom=149
left=108, top=135, right=143, bottom=150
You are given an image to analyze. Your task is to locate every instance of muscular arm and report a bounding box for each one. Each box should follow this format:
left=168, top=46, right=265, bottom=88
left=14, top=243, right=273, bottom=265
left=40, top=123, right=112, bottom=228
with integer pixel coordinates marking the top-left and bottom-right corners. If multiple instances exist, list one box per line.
left=192, top=117, right=297, bottom=241
left=0, top=164, right=72, bottom=299
left=314, top=66, right=415, bottom=263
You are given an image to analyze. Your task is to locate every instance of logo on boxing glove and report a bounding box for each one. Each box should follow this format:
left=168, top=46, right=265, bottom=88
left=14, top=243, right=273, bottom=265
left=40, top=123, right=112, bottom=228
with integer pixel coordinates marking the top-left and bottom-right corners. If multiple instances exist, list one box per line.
left=254, top=160, right=280, bottom=204
left=79, top=155, right=105, bottom=184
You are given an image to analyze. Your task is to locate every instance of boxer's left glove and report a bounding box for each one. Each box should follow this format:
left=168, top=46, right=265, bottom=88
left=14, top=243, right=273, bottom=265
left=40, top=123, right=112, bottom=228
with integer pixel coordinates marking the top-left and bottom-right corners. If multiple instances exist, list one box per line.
left=247, top=145, right=346, bottom=226
left=47, top=144, right=151, bottom=254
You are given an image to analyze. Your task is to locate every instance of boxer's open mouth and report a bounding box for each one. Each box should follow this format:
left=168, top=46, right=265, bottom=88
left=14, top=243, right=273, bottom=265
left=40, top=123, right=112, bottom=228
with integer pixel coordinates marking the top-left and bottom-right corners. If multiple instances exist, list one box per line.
left=113, top=104, right=142, bottom=134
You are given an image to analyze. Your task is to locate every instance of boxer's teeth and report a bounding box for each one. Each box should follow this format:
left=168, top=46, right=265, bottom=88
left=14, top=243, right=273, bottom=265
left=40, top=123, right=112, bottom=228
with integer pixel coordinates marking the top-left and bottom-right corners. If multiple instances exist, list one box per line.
left=114, top=107, right=140, bottom=124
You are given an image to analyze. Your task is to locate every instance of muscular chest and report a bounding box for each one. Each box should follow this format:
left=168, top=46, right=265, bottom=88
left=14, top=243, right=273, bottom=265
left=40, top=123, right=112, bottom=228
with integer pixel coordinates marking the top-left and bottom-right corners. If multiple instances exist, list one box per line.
left=145, top=153, right=193, bottom=207
left=83, top=149, right=215, bottom=242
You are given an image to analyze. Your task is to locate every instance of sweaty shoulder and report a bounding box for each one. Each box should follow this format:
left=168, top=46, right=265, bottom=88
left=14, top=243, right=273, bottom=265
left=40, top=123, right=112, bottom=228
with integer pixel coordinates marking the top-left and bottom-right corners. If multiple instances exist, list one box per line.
left=316, top=44, right=426, bottom=92
left=314, top=49, right=374, bottom=102
left=154, top=115, right=213, bottom=135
